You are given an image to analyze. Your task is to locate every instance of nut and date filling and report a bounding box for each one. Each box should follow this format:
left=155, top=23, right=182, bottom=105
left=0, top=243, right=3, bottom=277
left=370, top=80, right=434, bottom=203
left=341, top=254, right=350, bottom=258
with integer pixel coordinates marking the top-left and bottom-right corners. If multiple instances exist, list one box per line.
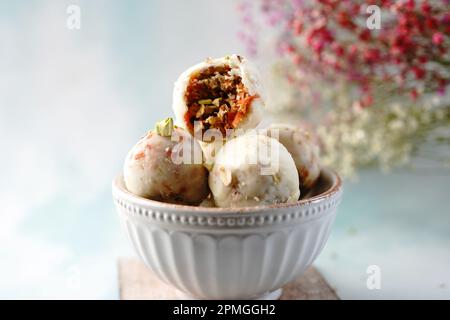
left=184, top=65, right=256, bottom=136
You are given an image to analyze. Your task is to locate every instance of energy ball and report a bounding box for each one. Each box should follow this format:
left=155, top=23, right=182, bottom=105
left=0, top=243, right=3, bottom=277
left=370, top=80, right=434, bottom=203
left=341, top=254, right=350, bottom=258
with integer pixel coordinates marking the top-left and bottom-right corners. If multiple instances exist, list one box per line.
left=209, top=134, right=300, bottom=208
left=124, top=118, right=209, bottom=205
left=173, top=54, right=264, bottom=140
left=265, top=123, right=320, bottom=190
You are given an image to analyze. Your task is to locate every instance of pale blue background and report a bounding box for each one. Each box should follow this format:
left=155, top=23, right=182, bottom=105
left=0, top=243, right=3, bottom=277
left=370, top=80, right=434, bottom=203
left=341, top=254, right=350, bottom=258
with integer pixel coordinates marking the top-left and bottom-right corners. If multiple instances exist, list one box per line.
left=0, top=0, right=449, bottom=299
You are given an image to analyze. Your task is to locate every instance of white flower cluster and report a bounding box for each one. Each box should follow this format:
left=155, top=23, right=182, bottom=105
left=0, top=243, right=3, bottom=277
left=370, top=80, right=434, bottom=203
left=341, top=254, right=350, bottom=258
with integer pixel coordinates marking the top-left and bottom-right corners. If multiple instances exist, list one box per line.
left=264, top=63, right=450, bottom=177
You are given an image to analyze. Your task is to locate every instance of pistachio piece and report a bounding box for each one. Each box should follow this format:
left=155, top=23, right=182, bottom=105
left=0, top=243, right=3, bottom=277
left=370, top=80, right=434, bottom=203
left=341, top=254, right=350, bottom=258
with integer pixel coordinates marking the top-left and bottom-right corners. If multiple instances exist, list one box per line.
left=198, top=99, right=212, bottom=105
left=272, top=173, right=281, bottom=185
left=196, top=105, right=205, bottom=118
left=205, top=116, right=217, bottom=125
left=155, top=118, right=174, bottom=137
left=212, top=98, right=221, bottom=106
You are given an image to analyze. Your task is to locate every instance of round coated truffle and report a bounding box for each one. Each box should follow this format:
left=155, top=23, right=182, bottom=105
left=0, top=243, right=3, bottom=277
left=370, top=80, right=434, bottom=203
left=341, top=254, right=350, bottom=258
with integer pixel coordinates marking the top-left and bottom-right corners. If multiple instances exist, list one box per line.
left=124, top=119, right=209, bottom=205
left=265, top=123, right=320, bottom=190
left=209, top=134, right=300, bottom=208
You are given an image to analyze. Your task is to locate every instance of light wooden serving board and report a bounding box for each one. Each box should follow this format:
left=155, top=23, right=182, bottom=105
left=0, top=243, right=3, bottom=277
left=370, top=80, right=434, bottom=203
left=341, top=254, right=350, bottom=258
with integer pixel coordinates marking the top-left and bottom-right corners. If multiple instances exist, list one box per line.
left=118, top=258, right=339, bottom=300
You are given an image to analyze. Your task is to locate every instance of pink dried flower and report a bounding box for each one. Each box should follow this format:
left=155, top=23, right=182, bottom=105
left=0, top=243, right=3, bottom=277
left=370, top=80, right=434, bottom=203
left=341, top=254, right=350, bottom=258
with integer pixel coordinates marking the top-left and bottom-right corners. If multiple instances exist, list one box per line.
left=432, top=32, right=444, bottom=45
left=238, top=0, right=450, bottom=105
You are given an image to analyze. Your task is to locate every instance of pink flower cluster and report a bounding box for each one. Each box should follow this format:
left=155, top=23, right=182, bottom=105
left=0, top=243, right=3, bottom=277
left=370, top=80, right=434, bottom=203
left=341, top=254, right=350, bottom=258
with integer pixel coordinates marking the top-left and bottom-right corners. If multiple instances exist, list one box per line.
left=239, top=0, right=450, bottom=106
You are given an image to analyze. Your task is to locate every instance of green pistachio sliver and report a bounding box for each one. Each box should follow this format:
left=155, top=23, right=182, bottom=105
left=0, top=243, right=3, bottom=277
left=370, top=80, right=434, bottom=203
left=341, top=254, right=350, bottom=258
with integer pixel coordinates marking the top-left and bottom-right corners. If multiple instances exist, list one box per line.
left=205, top=116, right=217, bottom=125
left=272, top=173, right=281, bottom=185
left=196, top=105, right=205, bottom=118
left=198, top=99, right=212, bottom=105
left=212, top=98, right=221, bottom=106
left=155, top=117, right=174, bottom=137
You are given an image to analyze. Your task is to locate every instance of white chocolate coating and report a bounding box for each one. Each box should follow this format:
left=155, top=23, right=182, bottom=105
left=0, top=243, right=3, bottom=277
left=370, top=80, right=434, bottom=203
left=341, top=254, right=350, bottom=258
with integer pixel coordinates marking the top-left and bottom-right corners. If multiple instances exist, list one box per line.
left=209, top=134, right=300, bottom=208
left=172, top=54, right=264, bottom=139
left=124, top=128, right=209, bottom=205
left=265, top=124, right=321, bottom=190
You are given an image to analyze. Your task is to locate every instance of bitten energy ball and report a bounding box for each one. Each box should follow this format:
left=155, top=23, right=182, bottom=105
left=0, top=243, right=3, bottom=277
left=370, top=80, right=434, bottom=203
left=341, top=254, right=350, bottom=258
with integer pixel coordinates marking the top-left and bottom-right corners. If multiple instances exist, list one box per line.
left=209, top=134, right=300, bottom=208
left=265, top=123, right=320, bottom=190
left=173, top=54, right=264, bottom=140
left=123, top=118, right=209, bottom=205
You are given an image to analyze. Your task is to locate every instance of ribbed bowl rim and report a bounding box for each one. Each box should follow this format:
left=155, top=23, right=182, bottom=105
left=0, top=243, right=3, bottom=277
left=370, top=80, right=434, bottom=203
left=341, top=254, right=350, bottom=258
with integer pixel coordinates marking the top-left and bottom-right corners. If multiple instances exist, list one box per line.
left=112, top=167, right=342, bottom=219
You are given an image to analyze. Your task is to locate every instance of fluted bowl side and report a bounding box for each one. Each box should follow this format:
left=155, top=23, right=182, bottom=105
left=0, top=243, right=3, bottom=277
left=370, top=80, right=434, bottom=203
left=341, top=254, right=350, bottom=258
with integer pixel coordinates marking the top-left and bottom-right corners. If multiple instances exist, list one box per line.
left=112, top=168, right=342, bottom=299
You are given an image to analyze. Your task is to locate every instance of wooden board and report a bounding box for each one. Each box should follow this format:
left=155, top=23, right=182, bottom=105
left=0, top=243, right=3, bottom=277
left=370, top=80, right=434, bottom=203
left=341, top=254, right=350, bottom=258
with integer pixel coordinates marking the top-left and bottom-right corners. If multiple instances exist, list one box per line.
left=118, top=258, right=339, bottom=300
